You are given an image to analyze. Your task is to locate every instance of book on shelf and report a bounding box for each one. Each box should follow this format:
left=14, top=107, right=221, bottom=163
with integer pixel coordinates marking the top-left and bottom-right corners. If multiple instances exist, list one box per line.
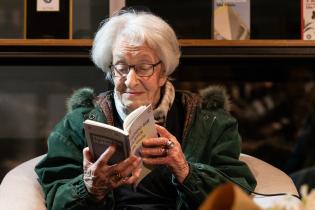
left=302, top=0, right=315, bottom=40
left=212, top=0, right=250, bottom=40
left=25, top=0, right=70, bottom=39
left=83, top=104, right=157, bottom=187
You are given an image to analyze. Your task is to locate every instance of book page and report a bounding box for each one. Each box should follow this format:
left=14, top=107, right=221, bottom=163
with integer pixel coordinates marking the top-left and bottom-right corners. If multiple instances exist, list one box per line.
left=123, top=105, right=147, bottom=132
left=123, top=104, right=157, bottom=185
left=124, top=104, right=157, bottom=155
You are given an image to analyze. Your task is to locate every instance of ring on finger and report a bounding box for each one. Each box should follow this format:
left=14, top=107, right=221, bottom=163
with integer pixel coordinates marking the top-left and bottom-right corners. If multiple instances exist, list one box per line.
left=166, top=140, right=175, bottom=149
left=115, top=172, right=122, bottom=179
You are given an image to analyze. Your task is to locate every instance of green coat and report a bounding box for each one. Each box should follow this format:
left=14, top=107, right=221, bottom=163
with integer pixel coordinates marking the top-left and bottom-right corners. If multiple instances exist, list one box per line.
left=35, top=87, right=256, bottom=210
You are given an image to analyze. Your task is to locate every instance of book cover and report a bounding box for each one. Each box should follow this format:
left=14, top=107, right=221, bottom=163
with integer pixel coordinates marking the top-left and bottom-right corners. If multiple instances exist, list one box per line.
left=83, top=104, right=157, bottom=186
left=25, top=0, right=71, bottom=39
left=213, top=0, right=250, bottom=40
left=302, top=0, right=315, bottom=40
left=84, top=120, right=130, bottom=164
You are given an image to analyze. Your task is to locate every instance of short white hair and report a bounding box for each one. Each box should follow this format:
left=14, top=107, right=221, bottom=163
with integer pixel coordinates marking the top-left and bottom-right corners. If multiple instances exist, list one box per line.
left=91, top=11, right=181, bottom=76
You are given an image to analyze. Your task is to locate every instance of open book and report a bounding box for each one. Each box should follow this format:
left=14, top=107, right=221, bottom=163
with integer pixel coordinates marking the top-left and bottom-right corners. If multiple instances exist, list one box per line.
left=83, top=104, right=157, bottom=186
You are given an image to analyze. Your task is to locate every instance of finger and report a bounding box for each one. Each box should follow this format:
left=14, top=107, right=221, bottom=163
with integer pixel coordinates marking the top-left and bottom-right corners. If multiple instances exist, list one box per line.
left=120, top=157, right=142, bottom=177
left=142, top=137, right=169, bottom=147
left=155, top=125, right=179, bottom=148
left=123, top=167, right=142, bottom=185
left=83, top=147, right=94, bottom=162
left=95, top=144, right=117, bottom=167
left=155, top=124, right=173, bottom=139
left=142, top=156, right=168, bottom=165
left=140, top=147, right=167, bottom=157
left=83, top=147, right=94, bottom=171
left=115, top=156, right=141, bottom=177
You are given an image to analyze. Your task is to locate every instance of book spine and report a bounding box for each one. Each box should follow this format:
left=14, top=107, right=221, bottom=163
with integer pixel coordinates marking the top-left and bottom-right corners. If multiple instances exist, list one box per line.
left=302, top=0, right=315, bottom=40
left=212, top=0, right=250, bottom=40
left=301, top=0, right=304, bottom=39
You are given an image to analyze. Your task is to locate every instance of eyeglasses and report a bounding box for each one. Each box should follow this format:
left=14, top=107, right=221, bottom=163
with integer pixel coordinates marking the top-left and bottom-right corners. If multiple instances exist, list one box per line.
left=109, top=60, right=162, bottom=78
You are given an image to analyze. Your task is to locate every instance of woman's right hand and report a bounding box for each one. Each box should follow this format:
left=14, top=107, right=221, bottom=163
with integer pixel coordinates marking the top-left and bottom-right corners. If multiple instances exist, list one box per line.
left=83, top=145, right=142, bottom=200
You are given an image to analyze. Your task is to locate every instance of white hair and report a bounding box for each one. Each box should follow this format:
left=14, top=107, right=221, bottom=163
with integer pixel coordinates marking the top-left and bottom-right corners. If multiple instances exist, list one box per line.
left=91, top=11, right=181, bottom=76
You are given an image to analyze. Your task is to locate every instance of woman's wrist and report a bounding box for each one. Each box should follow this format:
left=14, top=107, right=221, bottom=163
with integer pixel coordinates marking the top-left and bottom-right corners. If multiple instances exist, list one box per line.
left=83, top=173, right=110, bottom=200
left=84, top=180, right=109, bottom=200
left=176, top=161, right=190, bottom=183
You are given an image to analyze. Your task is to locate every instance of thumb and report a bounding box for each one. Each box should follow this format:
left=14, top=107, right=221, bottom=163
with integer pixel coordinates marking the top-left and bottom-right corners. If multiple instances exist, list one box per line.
left=155, top=124, right=172, bottom=139
left=83, top=147, right=94, bottom=169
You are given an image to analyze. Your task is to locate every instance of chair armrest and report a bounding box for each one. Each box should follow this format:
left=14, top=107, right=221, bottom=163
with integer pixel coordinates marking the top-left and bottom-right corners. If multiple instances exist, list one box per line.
left=240, top=154, right=300, bottom=209
left=0, top=154, right=47, bottom=210
left=240, top=153, right=298, bottom=195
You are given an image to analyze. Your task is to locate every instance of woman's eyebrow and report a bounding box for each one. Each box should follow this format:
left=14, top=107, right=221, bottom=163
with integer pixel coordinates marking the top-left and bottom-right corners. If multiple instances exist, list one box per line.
left=135, top=53, right=156, bottom=61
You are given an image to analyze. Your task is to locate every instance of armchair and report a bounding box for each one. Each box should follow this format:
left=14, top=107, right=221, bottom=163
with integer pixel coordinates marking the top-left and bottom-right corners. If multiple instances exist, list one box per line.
left=0, top=154, right=299, bottom=210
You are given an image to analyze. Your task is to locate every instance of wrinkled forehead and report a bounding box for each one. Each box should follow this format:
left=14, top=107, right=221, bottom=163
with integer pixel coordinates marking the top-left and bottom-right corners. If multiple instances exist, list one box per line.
left=112, top=37, right=158, bottom=61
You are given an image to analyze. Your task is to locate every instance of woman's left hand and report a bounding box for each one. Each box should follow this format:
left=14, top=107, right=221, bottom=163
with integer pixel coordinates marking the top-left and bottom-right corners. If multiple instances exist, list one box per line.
left=141, top=124, right=189, bottom=183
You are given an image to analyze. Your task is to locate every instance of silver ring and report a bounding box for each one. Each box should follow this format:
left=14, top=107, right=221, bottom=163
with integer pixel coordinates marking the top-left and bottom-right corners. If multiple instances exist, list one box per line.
left=166, top=140, right=175, bottom=149
left=115, top=172, right=122, bottom=179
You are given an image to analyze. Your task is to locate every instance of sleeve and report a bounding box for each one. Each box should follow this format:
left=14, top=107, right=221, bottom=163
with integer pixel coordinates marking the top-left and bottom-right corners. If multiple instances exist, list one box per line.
left=35, top=108, right=114, bottom=210
left=174, top=109, right=257, bottom=209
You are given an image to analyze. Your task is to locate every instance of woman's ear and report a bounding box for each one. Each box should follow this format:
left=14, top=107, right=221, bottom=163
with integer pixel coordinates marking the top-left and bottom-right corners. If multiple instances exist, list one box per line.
left=158, top=69, right=168, bottom=87
left=157, top=62, right=167, bottom=86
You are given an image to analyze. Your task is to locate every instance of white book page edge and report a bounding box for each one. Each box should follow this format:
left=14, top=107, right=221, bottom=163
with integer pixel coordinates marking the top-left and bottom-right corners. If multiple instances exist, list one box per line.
left=84, top=119, right=128, bottom=136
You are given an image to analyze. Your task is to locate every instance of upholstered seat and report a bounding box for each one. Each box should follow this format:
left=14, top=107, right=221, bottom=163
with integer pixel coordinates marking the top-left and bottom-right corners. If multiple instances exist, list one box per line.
left=239, top=154, right=298, bottom=195
left=239, top=154, right=300, bottom=208
left=0, top=154, right=299, bottom=210
left=0, top=155, right=46, bottom=210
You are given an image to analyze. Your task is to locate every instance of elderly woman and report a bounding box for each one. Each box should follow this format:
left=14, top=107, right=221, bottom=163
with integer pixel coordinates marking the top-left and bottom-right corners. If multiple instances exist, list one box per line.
left=35, top=11, right=256, bottom=210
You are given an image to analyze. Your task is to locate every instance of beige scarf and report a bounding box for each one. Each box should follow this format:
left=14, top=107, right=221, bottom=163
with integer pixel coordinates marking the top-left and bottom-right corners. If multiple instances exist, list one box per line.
left=114, top=81, right=175, bottom=126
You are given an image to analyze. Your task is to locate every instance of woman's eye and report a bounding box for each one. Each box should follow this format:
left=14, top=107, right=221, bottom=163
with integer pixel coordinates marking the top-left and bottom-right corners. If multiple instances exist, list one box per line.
left=116, top=64, right=128, bottom=71
left=138, top=64, right=151, bottom=70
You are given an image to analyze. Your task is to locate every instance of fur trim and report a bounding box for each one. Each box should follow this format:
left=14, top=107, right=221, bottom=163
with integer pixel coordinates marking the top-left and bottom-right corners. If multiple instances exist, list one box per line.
left=66, top=85, right=230, bottom=113
left=67, top=87, right=95, bottom=112
left=199, top=85, right=231, bottom=112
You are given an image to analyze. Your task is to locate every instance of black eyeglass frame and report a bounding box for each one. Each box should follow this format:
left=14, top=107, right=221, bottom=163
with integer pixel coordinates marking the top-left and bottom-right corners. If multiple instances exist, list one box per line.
left=109, top=60, right=162, bottom=78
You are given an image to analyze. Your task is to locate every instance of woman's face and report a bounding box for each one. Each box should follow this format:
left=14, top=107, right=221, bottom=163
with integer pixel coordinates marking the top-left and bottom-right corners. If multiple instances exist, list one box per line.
left=112, top=40, right=167, bottom=112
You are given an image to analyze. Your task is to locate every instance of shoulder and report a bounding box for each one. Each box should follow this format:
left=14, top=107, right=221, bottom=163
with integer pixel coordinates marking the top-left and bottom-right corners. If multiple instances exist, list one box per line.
left=199, top=85, right=231, bottom=112
left=176, top=85, right=230, bottom=111
left=66, top=87, right=114, bottom=116
left=179, top=86, right=237, bottom=131
left=200, top=86, right=237, bottom=129
left=50, top=88, right=112, bottom=144
left=66, top=87, right=96, bottom=112
left=176, top=86, right=231, bottom=114
left=61, top=88, right=113, bottom=130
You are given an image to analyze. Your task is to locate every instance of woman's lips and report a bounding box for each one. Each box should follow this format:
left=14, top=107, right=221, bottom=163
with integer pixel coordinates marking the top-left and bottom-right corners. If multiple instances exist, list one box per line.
left=125, top=91, right=143, bottom=96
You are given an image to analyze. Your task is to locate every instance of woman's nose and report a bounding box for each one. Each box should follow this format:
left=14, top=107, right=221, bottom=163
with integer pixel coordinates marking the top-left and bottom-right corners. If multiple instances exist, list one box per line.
left=124, top=69, right=139, bottom=87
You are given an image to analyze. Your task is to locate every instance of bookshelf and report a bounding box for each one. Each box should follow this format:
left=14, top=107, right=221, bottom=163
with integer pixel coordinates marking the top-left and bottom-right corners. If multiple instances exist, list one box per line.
left=2, top=39, right=315, bottom=62
left=0, top=0, right=308, bottom=60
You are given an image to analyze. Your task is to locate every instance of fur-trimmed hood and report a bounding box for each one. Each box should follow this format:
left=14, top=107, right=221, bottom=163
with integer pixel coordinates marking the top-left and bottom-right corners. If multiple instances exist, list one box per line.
left=67, top=86, right=230, bottom=113
left=199, top=85, right=231, bottom=112
left=67, top=87, right=95, bottom=113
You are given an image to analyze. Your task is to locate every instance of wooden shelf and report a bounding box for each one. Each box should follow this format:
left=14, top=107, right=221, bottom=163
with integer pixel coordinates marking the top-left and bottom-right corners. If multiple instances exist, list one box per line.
left=2, top=39, right=315, bottom=47
left=179, top=39, right=315, bottom=47
left=0, top=39, right=92, bottom=64
left=0, top=39, right=92, bottom=46
left=1, top=39, right=315, bottom=63
left=179, top=40, right=315, bottom=58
